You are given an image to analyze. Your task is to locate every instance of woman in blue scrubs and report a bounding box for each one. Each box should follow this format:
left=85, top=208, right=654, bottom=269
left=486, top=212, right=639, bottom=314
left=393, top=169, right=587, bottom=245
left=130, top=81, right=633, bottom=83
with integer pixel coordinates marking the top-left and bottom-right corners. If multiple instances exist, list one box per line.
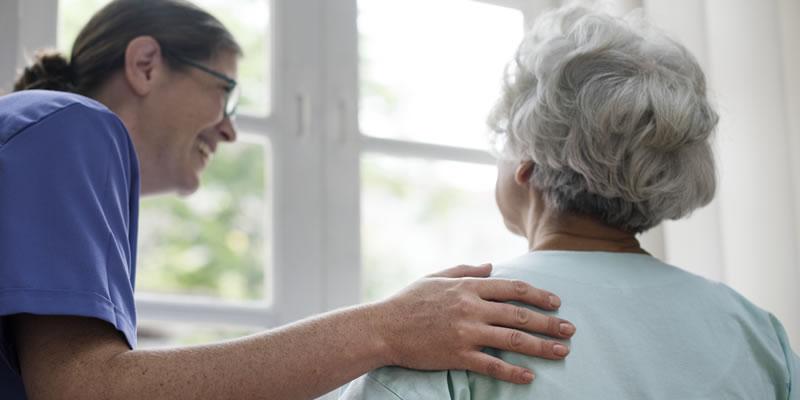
left=0, top=1, right=575, bottom=398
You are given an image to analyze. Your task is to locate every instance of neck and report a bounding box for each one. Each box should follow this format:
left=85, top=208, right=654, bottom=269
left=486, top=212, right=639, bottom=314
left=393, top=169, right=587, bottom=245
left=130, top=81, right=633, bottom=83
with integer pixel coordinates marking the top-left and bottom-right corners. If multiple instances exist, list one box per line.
left=92, top=77, right=160, bottom=196
left=521, top=194, right=647, bottom=255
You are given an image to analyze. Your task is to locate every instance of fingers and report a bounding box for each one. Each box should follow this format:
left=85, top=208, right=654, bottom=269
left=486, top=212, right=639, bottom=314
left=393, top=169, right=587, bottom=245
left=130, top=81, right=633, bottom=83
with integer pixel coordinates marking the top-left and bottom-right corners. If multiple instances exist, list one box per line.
left=428, top=263, right=492, bottom=278
left=473, top=278, right=561, bottom=311
left=466, top=352, right=535, bottom=384
left=487, top=303, right=575, bottom=339
left=479, top=326, right=570, bottom=361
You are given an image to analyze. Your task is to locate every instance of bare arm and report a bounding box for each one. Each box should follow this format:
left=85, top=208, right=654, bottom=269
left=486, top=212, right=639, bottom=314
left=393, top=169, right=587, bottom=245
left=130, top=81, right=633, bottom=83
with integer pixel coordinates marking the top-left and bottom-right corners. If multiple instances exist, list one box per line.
left=14, top=265, right=575, bottom=400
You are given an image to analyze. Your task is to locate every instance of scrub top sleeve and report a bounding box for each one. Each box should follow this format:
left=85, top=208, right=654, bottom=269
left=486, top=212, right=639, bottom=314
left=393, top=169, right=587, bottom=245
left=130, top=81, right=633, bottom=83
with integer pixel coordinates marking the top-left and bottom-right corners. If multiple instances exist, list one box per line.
left=0, top=103, right=139, bottom=357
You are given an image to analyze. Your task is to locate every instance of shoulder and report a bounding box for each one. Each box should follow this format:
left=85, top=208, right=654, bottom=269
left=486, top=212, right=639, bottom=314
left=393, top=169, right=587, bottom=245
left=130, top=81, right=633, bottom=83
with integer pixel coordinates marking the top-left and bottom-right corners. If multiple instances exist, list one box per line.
left=0, top=89, right=128, bottom=149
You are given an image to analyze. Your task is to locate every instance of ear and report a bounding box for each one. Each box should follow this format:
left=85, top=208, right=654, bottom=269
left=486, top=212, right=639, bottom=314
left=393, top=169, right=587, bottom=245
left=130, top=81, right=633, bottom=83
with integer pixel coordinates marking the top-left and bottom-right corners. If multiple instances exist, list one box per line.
left=514, top=160, right=535, bottom=186
left=124, top=36, right=164, bottom=96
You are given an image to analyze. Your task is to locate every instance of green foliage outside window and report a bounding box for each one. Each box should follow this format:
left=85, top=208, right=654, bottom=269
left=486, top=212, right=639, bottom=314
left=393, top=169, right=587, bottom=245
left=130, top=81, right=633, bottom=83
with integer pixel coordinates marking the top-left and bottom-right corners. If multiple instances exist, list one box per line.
left=136, top=142, right=267, bottom=301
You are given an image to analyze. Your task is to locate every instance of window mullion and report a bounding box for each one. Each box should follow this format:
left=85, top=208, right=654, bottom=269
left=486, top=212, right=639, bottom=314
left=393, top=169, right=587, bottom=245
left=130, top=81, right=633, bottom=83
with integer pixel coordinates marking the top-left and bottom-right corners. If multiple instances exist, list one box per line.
left=269, top=0, right=328, bottom=325
left=320, top=0, right=362, bottom=311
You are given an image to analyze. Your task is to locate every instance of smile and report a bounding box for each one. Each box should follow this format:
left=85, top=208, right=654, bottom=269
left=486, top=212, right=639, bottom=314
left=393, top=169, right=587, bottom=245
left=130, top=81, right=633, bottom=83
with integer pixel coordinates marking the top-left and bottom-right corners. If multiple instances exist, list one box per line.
left=197, top=139, right=213, bottom=159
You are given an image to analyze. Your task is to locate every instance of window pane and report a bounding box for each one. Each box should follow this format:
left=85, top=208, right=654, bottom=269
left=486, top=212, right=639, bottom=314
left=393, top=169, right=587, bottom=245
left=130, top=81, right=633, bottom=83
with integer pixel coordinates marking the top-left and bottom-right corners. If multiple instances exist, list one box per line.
left=361, top=155, right=526, bottom=302
left=57, top=0, right=271, bottom=116
left=359, top=0, right=523, bottom=149
left=137, top=320, right=260, bottom=348
left=137, top=138, right=271, bottom=303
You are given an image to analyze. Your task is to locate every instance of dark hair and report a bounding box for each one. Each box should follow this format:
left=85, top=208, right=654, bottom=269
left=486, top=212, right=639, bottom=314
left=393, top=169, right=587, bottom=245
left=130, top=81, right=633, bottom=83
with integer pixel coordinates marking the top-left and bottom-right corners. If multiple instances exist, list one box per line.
left=13, top=0, right=242, bottom=94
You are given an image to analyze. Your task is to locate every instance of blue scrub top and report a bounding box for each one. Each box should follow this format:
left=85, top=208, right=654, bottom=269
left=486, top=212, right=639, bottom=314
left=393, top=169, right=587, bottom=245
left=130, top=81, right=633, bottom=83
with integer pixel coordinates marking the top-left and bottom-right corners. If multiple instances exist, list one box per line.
left=0, top=90, right=140, bottom=398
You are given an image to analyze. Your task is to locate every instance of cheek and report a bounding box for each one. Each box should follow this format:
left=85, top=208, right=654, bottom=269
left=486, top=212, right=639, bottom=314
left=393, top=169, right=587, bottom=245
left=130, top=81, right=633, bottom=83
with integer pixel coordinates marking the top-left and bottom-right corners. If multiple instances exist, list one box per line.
left=494, top=168, right=514, bottom=217
left=186, top=96, right=222, bottom=127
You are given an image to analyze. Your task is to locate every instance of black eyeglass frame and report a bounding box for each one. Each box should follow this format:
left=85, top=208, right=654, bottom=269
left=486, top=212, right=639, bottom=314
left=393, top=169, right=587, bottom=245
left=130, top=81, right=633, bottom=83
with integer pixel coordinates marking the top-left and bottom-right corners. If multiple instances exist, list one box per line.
left=170, top=54, right=240, bottom=118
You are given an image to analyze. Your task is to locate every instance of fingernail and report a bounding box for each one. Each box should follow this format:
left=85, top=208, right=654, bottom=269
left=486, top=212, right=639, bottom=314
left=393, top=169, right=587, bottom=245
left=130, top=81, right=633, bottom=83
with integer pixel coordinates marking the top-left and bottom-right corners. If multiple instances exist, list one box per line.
left=559, top=323, right=575, bottom=336
left=549, top=295, right=561, bottom=308
left=522, top=370, right=535, bottom=382
left=553, top=344, right=569, bottom=357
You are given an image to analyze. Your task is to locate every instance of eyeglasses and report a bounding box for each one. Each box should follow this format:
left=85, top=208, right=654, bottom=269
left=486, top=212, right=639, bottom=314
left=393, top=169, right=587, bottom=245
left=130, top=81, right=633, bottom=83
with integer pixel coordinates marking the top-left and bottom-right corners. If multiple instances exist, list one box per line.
left=172, top=55, right=240, bottom=118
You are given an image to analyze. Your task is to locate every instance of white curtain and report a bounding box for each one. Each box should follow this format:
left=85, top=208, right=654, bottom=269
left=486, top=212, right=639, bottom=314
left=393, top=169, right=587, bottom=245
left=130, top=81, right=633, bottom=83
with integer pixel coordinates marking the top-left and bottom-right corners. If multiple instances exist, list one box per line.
left=639, top=0, right=800, bottom=348
left=552, top=0, right=800, bottom=347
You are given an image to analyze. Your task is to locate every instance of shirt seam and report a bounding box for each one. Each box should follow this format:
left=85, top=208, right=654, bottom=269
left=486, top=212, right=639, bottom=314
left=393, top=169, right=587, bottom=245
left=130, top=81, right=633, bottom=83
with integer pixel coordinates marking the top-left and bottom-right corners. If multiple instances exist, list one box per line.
left=99, top=140, right=116, bottom=303
left=0, top=288, right=134, bottom=322
left=0, top=102, right=106, bottom=153
left=366, top=374, right=406, bottom=400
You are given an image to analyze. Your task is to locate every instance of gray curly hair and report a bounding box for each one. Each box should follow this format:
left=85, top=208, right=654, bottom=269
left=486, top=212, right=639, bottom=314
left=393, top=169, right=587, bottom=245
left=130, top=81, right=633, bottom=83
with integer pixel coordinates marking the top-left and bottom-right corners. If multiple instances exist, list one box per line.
left=488, top=5, right=718, bottom=233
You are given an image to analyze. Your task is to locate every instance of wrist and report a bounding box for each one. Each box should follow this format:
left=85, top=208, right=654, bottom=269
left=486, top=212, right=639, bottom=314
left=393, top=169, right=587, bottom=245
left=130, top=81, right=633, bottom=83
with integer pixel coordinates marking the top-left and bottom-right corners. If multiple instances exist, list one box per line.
left=361, top=299, right=396, bottom=368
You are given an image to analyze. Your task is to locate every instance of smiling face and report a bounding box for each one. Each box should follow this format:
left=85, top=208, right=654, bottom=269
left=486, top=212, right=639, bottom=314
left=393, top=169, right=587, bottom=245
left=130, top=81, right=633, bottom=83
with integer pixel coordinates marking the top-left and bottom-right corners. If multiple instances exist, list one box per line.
left=139, top=50, right=239, bottom=195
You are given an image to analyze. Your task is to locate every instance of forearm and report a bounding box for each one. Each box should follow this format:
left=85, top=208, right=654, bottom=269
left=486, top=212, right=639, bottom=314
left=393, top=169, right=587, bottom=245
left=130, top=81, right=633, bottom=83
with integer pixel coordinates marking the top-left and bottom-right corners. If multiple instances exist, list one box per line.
left=19, top=266, right=575, bottom=399
left=102, top=303, right=389, bottom=400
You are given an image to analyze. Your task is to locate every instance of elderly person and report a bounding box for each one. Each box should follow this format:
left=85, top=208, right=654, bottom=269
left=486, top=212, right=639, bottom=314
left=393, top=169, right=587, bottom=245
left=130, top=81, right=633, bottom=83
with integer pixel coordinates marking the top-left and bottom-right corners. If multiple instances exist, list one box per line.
left=340, top=5, right=799, bottom=399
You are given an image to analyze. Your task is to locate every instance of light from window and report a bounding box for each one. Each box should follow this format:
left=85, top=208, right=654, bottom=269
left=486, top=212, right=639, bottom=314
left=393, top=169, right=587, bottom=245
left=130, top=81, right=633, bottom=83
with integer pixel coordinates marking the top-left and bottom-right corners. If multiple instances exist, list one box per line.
left=361, top=155, right=526, bottom=302
left=358, top=0, right=523, bottom=149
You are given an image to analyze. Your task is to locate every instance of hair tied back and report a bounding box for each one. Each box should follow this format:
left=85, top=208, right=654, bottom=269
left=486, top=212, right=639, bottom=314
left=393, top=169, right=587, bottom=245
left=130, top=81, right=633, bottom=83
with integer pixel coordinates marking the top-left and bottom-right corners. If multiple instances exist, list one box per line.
left=13, top=51, right=78, bottom=93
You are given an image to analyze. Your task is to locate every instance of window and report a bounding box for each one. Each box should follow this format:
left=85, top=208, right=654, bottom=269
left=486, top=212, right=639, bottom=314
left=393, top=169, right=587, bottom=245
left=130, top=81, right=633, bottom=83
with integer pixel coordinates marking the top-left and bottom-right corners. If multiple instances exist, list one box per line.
left=358, top=0, right=527, bottom=301
left=362, top=156, right=525, bottom=301
left=359, top=0, right=523, bottom=149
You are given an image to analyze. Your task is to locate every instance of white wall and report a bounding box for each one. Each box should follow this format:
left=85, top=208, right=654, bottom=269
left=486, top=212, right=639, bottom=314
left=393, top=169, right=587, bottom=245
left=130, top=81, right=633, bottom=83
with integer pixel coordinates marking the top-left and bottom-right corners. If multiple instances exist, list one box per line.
left=0, top=0, right=59, bottom=92
left=0, top=1, right=21, bottom=91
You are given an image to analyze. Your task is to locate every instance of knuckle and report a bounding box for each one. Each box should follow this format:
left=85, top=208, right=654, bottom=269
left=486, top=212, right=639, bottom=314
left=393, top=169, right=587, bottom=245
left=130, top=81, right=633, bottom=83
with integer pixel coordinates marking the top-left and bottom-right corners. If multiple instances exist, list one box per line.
left=540, top=290, right=552, bottom=305
left=545, top=340, right=557, bottom=356
left=547, top=317, right=562, bottom=335
left=486, top=360, right=503, bottom=378
left=531, top=338, right=545, bottom=356
left=514, top=307, right=530, bottom=326
left=456, top=297, right=474, bottom=316
left=463, top=278, right=480, bottom=291
left=443, top=286, right=460, bottom=299
left=512, top=280, right=529, bottom=296
left=507, top=330, right=523, bottom=350
left=455, top=326, right=470, bottom=342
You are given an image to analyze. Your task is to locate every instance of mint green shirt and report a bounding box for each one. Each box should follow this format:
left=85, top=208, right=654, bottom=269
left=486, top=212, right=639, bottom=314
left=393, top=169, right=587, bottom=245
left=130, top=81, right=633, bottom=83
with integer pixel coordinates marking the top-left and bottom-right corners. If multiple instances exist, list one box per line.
left=341, top=251, right=799, bottom=399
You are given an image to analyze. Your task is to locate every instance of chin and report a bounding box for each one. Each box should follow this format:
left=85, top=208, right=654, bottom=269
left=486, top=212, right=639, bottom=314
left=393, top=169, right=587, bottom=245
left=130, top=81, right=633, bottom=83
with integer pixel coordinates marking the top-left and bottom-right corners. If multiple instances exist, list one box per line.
left=175, top=175, right=201, bottom=196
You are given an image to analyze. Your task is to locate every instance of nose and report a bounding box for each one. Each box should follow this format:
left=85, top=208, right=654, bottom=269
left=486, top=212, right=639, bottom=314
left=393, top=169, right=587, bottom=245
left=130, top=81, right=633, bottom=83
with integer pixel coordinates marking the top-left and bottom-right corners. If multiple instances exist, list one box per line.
left=217, top=115, right=238, bottom=143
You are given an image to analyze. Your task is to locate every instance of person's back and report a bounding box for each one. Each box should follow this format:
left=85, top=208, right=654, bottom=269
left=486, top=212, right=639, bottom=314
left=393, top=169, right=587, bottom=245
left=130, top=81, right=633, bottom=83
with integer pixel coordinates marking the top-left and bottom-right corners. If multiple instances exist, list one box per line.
left=342, top=251, right=799, bottom=399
